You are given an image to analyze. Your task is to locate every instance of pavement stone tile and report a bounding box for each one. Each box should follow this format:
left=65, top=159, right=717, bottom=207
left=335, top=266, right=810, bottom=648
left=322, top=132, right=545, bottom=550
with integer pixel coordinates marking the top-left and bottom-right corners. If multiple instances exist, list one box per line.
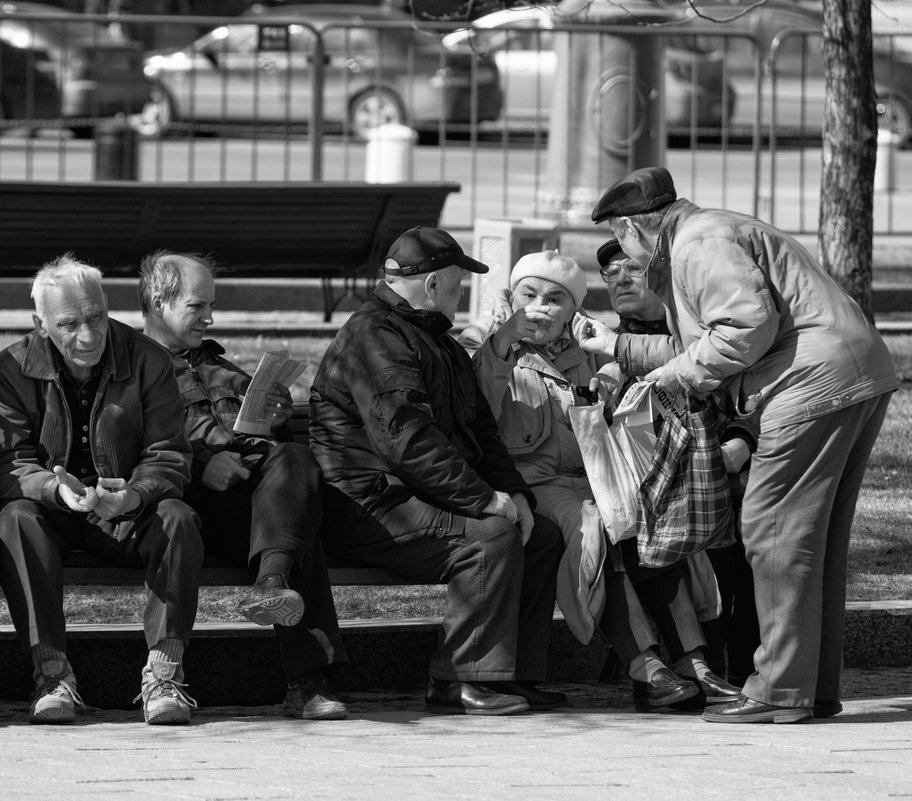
left=2, top=669, right=912, bottom=801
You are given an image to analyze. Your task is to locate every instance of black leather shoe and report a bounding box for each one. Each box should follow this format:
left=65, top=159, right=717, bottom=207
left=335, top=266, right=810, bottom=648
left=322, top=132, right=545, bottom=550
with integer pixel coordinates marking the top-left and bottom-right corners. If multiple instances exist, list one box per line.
left=702, top=695, right=812, bottom=724
left=632, top=668, right=699, bottom=712
left=697, top=671, right=743, bottom=704
left=425, top=677, right=529, bottom=716
left=482, top=681, right=568, bottom=711
left=813, top=699, right=843, bottom=718
left=669, top=670, right=744, bottom=710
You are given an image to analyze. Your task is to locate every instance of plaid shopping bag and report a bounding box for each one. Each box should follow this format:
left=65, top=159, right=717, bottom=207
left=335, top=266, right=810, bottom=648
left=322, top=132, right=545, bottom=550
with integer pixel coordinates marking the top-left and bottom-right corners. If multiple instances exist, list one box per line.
left=637, top=397, right=735, bottom=568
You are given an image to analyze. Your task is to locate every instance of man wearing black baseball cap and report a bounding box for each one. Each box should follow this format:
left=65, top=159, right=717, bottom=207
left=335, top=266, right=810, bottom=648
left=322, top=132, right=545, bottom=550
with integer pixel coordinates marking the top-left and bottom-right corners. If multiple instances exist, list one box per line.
left=309, top=227, right=566, bottom=715
left=578, top=167, right=898, bottom=724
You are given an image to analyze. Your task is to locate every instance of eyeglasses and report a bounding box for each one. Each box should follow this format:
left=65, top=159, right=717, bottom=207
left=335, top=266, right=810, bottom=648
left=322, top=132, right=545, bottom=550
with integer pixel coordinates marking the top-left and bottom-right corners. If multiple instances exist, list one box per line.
left=599, top=260, right=646, bottom=285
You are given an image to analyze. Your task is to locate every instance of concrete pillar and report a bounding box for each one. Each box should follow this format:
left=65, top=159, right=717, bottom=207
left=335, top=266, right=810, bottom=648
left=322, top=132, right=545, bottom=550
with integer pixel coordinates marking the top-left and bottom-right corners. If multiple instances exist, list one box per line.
left=538, top=16, right=665, bottom=224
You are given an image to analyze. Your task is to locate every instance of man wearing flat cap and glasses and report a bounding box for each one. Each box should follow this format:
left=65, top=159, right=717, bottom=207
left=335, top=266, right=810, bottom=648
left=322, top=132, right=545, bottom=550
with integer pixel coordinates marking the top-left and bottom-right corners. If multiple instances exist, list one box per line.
left=309, top=227, right=567, bottom=716
left=577, top=166, right=898, bottom=724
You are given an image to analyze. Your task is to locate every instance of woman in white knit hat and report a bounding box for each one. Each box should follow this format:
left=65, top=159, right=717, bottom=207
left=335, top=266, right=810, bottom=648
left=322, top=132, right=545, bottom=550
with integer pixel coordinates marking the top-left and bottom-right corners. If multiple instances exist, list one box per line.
left=460, top=250, right=739, bottom=713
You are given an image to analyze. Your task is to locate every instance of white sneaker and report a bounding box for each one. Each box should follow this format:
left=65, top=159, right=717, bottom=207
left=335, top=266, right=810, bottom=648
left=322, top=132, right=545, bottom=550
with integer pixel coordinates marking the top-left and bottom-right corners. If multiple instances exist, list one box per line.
left=29, top=659, right=84, bottom=724
left=134, top=660, right=197, bottom=725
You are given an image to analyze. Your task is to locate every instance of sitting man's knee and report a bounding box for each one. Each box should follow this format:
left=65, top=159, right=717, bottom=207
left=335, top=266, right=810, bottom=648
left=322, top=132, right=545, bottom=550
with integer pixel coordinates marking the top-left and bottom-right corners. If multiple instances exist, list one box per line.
left=0, top=499, right=51, bottom=539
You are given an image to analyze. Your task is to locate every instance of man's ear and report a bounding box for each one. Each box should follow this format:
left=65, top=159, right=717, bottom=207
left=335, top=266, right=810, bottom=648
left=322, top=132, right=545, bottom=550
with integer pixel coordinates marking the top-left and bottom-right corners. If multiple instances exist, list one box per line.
left=33, top=313, right=48, bottom=338
left=150, top=292, right=166, bottom=316
left=424, top=272, right=438, bottom=298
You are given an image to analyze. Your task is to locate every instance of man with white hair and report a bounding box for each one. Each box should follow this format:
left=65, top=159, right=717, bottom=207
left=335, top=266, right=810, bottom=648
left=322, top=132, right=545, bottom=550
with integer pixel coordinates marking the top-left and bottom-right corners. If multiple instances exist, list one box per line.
left=0, top=254, right=203, bottom=726
left=309, top=227, right=567, bottom=715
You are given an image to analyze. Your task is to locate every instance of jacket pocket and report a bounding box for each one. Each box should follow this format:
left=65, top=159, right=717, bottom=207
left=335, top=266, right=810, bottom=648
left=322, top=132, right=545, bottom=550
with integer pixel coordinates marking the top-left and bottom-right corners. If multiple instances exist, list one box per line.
left=497, top=371, right=551, bottom=454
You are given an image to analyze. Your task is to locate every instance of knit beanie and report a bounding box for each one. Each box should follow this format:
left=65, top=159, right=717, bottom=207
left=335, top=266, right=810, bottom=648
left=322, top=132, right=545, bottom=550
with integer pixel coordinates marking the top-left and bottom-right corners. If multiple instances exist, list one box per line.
left=509, top=250, right=587, bottom=309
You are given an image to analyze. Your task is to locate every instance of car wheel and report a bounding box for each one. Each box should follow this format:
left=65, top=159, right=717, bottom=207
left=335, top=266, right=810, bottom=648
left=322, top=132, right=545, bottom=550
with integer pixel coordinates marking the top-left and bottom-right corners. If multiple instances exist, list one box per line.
left=348, top=88, right=406, bottom=141
left=877, top=96, right=912, bottom=146
left=131, top=83, right=174, bottom=138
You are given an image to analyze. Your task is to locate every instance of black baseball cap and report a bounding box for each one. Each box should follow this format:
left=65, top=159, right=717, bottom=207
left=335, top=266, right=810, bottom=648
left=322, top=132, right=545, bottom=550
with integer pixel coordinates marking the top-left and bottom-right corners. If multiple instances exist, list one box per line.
left=591, top=166, right=677, bottom=223
left=384, top=227, right=489, bottom=276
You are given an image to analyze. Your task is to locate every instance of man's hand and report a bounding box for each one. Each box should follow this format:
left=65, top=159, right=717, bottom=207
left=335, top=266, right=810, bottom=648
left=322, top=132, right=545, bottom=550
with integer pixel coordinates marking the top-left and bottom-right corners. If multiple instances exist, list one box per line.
left=721, top=438, right=752, bottom=474
left=511, top=492, right=534, bottom=546
left=263, top=382, right=294, bottom=434
left=572, top=314, right=618, bottom=358
left=94, top=477, right=141, bottom=521
left=482, top=490, right=518, bottom=524
left=202, top=451, right=251, bottom=491
left=53, top=465, right=98, bottom=513
left=589, top=363, right=625, bottom=404
left=491, top=304, right=551, bottom=359
left=643, top=364, right=680, bottom=395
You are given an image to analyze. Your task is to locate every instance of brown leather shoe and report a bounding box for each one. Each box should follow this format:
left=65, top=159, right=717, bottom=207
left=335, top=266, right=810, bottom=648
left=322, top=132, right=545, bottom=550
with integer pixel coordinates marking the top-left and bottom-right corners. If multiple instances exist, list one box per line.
left=482, top=681, right=568, bottom=711
left=632, top=667, right=699, bottom=712
left=425, top=677, right=529, bottom=716
left=702, top=695, right=812, bottom=724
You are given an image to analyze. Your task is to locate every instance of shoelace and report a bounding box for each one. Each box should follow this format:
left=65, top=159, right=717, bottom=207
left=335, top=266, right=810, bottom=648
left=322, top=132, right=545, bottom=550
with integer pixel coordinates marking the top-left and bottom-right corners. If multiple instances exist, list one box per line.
left=37, top=677, right=86, bottom=709
left=133, top=677, right=198, bottom=709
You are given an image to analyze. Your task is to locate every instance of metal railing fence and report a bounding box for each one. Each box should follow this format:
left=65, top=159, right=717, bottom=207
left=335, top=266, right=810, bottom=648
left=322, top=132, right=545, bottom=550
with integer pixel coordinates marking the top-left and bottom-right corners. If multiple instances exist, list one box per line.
left=1, top=8, right=910, bottom=236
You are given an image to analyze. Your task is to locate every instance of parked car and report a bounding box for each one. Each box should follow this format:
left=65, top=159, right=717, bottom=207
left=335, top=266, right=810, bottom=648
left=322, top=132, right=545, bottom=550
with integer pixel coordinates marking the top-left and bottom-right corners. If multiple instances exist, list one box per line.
left=681, top=1, right=912, bottom=144
left=138, top=4, right=502, bottom=139
left=0, top=36, right=59, bottom=127
left=0, top=1, right=151, bottom=137
left=441, top=4, right=737, bottom=134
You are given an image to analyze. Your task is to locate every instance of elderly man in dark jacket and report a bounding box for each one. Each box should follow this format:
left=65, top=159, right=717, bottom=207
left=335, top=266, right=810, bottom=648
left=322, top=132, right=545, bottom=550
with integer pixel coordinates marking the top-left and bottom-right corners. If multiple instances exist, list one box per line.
left=309, top=226, right=566, bottom=715
left=0, top=255, right=202, bottom=726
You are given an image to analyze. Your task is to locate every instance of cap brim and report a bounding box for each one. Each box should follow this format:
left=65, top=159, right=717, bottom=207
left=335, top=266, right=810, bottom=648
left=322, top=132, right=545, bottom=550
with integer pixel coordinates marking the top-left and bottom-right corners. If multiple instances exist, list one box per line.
left=455, top=253, right=489, bottom=274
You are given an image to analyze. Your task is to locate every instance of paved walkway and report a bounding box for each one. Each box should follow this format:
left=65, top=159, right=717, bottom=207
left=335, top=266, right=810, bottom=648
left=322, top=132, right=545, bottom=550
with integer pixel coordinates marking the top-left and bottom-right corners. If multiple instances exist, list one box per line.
left=3, top=668, right=911, bottom=801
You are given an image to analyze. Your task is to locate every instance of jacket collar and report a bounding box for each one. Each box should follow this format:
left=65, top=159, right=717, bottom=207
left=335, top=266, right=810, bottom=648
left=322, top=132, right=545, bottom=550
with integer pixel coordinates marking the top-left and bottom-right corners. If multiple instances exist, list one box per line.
left=647, top=198, right=698, bottom=298
left=513, top=337, right=590, bottom=380
left=180, top=338, right=226, bottom=367
left=373, top=281, right=454, bottom=337
left=20, top=316, right=132, bottom=383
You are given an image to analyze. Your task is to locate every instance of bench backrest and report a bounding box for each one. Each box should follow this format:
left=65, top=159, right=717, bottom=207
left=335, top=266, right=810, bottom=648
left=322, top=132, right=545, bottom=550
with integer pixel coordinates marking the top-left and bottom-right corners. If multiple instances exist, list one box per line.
left=0, top=180, right=460, bottom=277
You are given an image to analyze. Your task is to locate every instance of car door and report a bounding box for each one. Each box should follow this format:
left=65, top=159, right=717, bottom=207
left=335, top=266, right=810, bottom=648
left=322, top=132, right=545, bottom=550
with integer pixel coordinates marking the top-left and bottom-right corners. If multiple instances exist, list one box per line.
left=191, top=23, right=288, bottom=122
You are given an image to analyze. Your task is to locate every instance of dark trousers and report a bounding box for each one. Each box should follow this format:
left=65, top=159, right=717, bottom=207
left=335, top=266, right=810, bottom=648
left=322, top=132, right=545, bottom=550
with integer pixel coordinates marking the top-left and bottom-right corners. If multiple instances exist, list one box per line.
left=185, top=442, right=347, bottom=681
left=322, top=485, right=563, bottom=682
left=620, top=539, right=705, bottom=662
left=707, top=529, right=760, bottom=682
left=0, top=498, right=202, bottom=652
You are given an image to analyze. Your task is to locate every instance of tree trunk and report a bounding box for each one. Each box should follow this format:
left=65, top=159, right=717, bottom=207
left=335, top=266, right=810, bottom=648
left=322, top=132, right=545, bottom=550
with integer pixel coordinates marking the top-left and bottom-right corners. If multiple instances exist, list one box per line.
left=819, top=0, right=877, bottom=318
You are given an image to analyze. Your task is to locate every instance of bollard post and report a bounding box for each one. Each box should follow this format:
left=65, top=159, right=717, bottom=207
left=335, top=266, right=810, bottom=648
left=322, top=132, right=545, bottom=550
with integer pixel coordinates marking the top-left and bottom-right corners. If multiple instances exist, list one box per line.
left=874, top=127, right=898, bottom=192
left=364, top=124, right=416, bottom=183
left=94, top=115, right=138, bottom=181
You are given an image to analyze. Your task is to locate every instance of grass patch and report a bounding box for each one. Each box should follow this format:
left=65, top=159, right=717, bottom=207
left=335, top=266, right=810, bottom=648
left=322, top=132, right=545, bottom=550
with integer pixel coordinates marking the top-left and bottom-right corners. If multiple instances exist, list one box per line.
left=0, top=331, right=909, bottom=625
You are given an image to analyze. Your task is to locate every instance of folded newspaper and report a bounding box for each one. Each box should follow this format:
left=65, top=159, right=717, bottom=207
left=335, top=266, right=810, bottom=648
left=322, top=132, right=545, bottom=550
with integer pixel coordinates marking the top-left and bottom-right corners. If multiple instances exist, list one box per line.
left=233, top=350, right=306, bottom=436
left=613, top=380, right=687, bottom=453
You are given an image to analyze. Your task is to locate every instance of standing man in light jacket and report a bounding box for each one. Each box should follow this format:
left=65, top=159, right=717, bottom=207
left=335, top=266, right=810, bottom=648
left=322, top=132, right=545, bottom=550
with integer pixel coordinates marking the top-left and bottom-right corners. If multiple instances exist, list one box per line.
left=0, top=255, right=203, bottom=726
left=578, top=167, right=898, bottom=724
left=309, top=226, right=566, bottom=716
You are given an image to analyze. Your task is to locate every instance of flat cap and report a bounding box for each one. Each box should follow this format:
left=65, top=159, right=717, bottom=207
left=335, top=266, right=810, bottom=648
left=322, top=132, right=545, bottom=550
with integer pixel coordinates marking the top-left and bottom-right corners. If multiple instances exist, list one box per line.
left=591, top=166, right=677, bottom=223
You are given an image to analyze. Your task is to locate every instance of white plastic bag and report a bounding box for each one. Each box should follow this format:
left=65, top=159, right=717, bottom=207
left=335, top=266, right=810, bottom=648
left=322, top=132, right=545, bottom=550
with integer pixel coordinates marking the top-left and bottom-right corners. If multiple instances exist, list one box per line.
left=570, top=402, right=648, bottom=545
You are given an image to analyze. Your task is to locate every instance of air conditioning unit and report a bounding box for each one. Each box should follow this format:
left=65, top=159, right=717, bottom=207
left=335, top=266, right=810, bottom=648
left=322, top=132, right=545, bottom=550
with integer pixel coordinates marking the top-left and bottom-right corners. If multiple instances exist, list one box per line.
left=469, top=217, right=560, bottom=321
